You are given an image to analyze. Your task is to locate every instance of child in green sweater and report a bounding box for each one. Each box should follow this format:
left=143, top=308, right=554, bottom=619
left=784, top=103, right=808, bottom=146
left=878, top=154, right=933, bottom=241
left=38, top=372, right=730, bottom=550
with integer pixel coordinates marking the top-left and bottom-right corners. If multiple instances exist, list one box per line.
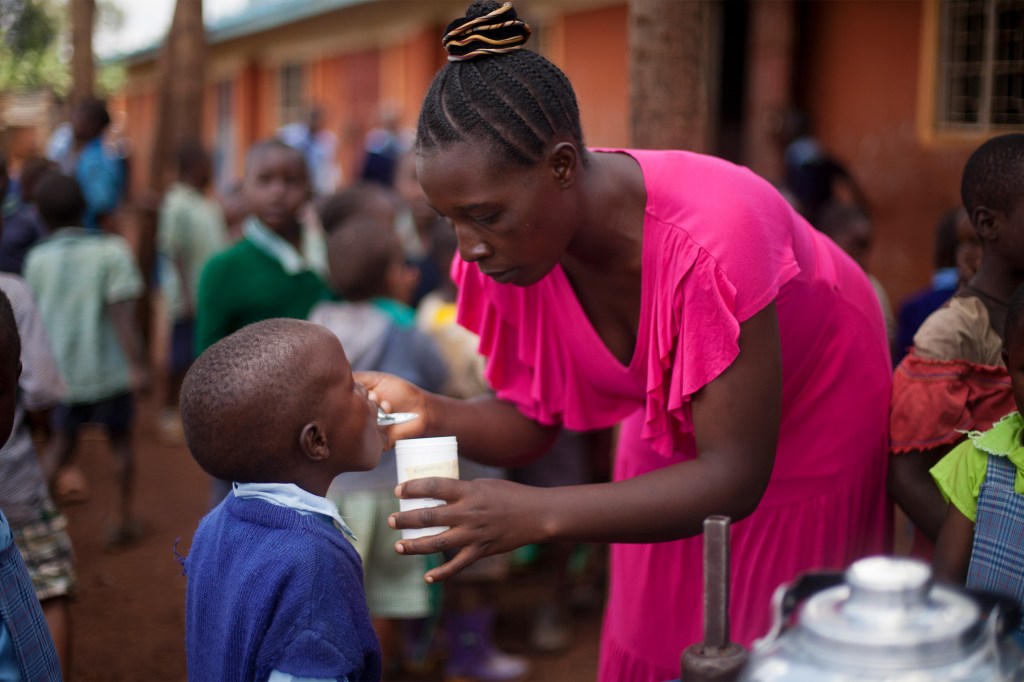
left=194, top=139, right=330, bottom=505
left=195, top=139, right=329, bottom=355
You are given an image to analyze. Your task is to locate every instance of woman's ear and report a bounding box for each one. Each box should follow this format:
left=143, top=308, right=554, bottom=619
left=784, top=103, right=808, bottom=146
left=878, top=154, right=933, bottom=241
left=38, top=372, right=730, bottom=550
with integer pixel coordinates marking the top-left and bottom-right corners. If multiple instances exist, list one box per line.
left=550, top=142, right=578, bottom=189
left=299, top=422, right=330, bottom=461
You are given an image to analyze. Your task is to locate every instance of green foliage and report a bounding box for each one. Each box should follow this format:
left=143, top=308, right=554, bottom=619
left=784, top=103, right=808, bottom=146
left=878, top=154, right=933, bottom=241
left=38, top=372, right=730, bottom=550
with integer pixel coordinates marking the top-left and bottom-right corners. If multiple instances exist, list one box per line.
left=3, top=0, right=57, bottom=54
left=0, top=0, right=67, bottom=92
left=0, top=0, right=123, bottom=95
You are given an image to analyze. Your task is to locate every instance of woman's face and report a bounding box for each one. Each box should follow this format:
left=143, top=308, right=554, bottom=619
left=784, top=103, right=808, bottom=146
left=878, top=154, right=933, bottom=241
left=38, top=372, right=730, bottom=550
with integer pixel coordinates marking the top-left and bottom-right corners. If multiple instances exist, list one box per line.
left=416, top=142, right=576, bottom=287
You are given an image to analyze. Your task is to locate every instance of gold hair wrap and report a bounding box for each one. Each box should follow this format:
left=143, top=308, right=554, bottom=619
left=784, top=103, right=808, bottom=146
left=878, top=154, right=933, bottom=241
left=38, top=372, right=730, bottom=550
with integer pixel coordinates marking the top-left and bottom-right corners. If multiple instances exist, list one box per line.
left=442, top=2, right=532, bottom=62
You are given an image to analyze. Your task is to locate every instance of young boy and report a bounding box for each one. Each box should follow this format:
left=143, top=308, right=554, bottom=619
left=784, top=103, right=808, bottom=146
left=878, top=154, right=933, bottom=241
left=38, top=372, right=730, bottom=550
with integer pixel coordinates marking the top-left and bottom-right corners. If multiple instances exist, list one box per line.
left=0, top=288, right=62, bottom=682
left=310, top=211, right=447, bottom=675
left=932, top=282, right=1024, bottom=643
left=195, top=139, right=329, bottom=355
left=195, top=139, right=330, bottom=505
left=889, top=133, right=1024, bottom=557
left=24, top=173, right=148, bottom=547
left=157, top=142, right=228, bottom=443
left=182, top=318, right=384, bottom=681
left=0, top=271, right=76, bottom=674
left=59, top=97, right=125, bottom=233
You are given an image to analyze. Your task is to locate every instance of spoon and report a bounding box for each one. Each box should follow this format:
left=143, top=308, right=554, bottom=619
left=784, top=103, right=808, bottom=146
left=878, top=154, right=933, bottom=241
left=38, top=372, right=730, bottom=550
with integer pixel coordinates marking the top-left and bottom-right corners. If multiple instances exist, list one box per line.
left=377, top=408, right=419, bottom=426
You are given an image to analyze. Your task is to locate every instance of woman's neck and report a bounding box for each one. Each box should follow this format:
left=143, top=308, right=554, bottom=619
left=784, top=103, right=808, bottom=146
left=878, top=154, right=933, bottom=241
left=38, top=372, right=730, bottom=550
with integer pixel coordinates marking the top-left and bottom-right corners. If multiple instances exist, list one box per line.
left=564, top=150, right=646, bottom=274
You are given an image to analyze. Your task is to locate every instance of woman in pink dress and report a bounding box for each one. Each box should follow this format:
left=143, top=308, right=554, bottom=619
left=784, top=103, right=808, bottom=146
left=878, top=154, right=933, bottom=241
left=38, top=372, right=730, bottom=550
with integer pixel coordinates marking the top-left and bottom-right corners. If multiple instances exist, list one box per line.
left=363, top=3, right=892, bottom=680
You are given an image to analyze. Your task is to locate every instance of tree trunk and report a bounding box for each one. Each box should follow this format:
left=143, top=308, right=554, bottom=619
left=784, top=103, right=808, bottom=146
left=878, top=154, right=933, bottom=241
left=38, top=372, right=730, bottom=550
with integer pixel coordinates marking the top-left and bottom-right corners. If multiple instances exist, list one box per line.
left=139, top=0, right=206, bottom=350
left=149, top=0, right=206, bottom=192
left=628, top=0, right=710, bottom=152
left=70, top=0, right=96, bottom=107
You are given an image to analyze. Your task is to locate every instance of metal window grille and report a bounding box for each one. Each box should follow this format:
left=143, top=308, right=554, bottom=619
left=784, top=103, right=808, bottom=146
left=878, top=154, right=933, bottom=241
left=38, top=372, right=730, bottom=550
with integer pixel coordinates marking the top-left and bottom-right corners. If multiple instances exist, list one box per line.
left=279, top=62, right=305, bottom=126
left=938, top=0, right=1024, bottom=129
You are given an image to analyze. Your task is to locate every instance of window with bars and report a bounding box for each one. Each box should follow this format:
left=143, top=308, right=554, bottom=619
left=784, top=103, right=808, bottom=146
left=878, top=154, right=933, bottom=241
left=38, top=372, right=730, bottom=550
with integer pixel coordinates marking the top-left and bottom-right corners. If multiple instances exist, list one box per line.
left=279, top=62, right=305, bottom=126
left=937, top=0, right=1024, bottom=129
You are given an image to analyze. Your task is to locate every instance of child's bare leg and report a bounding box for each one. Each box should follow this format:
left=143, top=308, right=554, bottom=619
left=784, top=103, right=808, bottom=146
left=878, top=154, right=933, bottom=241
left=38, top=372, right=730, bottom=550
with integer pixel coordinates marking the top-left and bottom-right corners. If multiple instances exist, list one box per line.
left=41, top=596, right=71, bottom=675
left=41, top=430, right=76, bottom=482
left=108, top=431, right=136, bottom=531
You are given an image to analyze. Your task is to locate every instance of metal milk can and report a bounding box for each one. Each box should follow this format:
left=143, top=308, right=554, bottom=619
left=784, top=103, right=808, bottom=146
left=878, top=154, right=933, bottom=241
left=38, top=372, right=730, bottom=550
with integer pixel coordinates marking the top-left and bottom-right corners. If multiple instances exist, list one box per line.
left=740, top=556, right=1024, bottom=681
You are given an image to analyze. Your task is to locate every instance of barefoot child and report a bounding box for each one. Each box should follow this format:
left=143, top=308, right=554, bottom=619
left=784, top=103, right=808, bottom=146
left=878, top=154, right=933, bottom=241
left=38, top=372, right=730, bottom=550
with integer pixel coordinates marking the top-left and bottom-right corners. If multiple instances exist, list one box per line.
left=24, top=172, right=149, bottom=548
left=182, top=318, right=384, bottom=681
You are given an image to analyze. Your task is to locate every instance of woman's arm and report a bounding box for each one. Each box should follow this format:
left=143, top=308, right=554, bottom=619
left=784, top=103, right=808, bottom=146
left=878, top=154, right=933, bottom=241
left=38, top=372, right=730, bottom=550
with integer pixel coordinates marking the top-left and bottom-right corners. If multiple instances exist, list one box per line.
left=390, top=303, right=783, bottom=581
left=357, top=370, right=560, bottom=467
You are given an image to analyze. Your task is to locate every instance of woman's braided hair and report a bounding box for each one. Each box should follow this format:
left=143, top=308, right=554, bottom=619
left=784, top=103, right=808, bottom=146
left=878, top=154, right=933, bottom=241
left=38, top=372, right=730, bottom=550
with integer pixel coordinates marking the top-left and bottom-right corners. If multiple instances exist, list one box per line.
left=416, top=1, right=584, bottom=167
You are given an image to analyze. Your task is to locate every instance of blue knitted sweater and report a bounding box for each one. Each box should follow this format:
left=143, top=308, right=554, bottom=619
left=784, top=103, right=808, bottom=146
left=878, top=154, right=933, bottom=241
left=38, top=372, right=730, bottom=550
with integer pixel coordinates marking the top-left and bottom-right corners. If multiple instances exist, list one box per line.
left=184, top=494, right=382, bottom=681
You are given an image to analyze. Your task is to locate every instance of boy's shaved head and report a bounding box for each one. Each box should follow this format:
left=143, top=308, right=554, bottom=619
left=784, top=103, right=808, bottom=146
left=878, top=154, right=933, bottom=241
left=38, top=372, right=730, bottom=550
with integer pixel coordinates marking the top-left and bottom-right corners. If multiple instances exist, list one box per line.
left=247, top=139, right=307, bottom=179
left=327, top=216, right=401, bottom=301
left=961, top=133, right=1024, bottom=218
left=35, top=173, right=86, bottom=230
left=181, top=319, right=337, bottom=483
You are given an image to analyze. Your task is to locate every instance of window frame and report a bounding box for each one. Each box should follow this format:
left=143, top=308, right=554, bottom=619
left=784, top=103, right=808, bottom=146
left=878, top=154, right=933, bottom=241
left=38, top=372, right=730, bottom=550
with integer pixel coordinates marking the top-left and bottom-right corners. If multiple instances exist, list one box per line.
left=918, top=0, right=1024, bottom=146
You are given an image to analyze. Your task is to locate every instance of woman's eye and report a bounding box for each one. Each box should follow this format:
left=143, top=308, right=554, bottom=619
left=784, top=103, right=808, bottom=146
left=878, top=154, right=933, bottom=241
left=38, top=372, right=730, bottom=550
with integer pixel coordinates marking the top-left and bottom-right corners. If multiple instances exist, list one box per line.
left=474, top=213, right=499, bottom=226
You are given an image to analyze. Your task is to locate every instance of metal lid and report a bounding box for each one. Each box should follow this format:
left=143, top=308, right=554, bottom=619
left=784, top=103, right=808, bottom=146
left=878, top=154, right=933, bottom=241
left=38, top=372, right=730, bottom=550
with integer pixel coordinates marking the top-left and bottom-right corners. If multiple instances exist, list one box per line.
left=795, top=557, right=984, bottom=670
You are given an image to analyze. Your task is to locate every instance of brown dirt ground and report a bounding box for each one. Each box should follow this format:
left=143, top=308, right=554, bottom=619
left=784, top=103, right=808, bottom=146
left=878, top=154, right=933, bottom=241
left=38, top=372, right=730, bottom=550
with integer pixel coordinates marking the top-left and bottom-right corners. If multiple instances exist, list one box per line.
left=59, top=394, right=604, bottom=681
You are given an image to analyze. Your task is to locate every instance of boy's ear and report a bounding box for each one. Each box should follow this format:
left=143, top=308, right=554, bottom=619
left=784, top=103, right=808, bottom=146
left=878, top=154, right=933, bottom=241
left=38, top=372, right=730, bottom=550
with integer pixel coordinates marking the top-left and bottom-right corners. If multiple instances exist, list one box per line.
left=299, top=422, right=330, bottom=461
left=973, top=206, right=999, bottom=241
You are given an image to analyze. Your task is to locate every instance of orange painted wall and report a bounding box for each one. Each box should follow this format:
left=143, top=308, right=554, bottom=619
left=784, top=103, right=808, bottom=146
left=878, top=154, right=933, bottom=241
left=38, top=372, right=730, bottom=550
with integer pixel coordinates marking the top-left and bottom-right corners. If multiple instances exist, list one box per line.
left=122, top=89, right=156, bottom=197
left=555, top=4, right=629, bottom=149
left=403, top=25, right=447, bottom=127
left=803, top=0, right=974, bottom=304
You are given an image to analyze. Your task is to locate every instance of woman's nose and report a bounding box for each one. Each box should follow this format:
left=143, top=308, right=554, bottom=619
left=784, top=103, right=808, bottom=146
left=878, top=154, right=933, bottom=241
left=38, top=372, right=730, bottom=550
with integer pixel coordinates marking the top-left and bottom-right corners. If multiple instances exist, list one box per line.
left=455, top=226, right=492, bottom=263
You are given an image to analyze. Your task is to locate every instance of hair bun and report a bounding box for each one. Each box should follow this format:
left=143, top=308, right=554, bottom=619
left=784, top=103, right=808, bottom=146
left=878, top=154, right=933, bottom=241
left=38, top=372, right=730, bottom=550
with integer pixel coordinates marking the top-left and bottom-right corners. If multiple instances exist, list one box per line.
left=442, top=2, right=532, bottom=62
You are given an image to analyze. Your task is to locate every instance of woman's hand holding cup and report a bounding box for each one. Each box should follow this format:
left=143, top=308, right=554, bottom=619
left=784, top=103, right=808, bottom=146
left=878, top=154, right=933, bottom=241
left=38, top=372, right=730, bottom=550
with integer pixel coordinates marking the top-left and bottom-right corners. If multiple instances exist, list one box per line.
left=389, top=476, right=546, bottom=583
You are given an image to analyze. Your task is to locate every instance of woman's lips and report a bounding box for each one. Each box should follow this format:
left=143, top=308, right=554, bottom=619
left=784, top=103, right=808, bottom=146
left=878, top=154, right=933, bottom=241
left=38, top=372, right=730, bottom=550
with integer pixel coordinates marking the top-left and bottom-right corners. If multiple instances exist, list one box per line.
left=482, top=267, right=515, bottom=283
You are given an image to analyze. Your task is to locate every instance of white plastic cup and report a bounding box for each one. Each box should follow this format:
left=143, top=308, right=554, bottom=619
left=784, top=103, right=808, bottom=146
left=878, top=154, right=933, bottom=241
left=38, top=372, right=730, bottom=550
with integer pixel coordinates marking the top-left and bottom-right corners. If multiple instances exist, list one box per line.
left=395, top=436, right=460, bottom=540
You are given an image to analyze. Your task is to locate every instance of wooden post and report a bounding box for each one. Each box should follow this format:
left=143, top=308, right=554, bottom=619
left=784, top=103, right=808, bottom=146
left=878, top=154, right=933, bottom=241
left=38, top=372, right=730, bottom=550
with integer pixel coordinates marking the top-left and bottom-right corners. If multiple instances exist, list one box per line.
left=70, top=0, right=96, bottom=107
left=628, top=0, right=711, bottom=152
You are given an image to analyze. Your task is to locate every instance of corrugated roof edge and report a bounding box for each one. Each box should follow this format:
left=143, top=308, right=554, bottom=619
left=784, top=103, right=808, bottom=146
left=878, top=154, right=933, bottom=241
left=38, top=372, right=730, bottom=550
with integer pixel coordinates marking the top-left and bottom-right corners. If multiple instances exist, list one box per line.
left=104, top=0, right=374, bottom=66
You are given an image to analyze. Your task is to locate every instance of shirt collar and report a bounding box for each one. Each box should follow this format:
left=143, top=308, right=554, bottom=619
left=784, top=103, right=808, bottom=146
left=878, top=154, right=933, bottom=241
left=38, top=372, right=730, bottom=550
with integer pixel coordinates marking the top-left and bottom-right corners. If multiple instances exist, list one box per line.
left=966, top=411, right=1024, bottom=495
left=243, top=216, right=327, bottom=278
left=232, top=481, right=356, bottom=540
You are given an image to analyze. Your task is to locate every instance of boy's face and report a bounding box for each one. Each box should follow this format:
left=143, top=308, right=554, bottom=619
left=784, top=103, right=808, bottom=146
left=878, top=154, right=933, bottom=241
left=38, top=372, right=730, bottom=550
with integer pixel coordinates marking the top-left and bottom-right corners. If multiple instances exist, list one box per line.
left=955, top=209, right=981, bottom=282
left=386, top=251, right=419, bottom=306
left=996, top=197, right=1024, bottom=268
left=245, top=146, right=310, bottom=232
left=316, top=333, right=386, bottom=473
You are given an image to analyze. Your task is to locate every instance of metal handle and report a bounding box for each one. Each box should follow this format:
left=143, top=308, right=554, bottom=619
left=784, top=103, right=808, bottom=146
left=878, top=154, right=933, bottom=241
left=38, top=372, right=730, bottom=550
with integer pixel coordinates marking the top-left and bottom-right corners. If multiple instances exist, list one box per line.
left=704, top=515, right=731, bottom=649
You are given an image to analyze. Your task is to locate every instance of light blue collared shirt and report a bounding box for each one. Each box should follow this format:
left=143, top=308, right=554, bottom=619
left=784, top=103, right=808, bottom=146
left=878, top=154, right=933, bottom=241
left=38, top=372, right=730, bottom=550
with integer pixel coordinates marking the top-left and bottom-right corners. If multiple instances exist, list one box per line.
left=242, top=217, right=328, bottom=279
left=232, top=481, right=357, bottom=541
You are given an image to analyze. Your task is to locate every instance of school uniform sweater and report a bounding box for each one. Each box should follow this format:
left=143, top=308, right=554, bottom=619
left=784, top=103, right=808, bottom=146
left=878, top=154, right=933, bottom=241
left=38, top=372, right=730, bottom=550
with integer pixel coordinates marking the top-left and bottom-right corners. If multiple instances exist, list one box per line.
left=184, top=494, right=381, bottom=681
left=194, top=236, right=329, bottom=354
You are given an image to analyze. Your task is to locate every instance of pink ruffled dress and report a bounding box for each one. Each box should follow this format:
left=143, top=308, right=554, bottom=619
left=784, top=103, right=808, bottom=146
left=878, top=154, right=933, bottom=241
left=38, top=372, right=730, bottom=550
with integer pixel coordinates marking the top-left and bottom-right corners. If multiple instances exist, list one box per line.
left=452, top=149, right=892, bottom=681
